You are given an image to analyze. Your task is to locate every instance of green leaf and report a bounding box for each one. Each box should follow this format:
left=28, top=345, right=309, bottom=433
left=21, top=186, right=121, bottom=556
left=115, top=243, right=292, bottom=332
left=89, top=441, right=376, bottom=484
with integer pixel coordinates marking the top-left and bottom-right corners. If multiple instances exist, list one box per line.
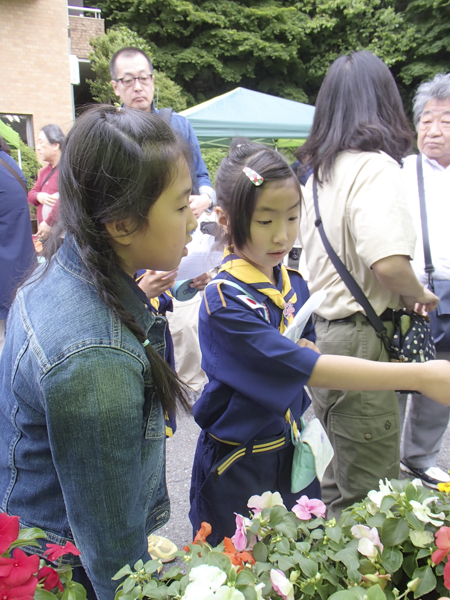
left=17, top=527, right=46, bottom=541
left=403, top=554, right=417, bottom=579
left=404, top=482, right=419, bottom=502
left=297, top=555, right=319, bottom=577
left=326, top=525, right=342, bottom=544
left=269, top=504, right=287, bottom=526
left=412, top=565, right=437, bottom=598
left=405, top=510, right=424, bottom=531
left=252, top=542, right=268, bottom=563
left=328, top=588, right=367, bottom=599
left=207, top=551, right=232, bottom=574
left=278, top=556, right=295, bottom=571
left=334, top=547, right=360, bottom=570
left=380, top=517, right=409, bottom=546
left=236, top=569, right=256, bottom=585
left=112, top=565, right=133, bottom=580
left=133, top=559, right=144, bottom=571
left=366, top=584, right=387, bottom=600
left=380, top=496, right=397, bottom=513
left=381, top=546, right=403, bottom=574
left=238, top=585, right=258, bottom=600
left=409, top=529, right=434, bottom=548
left=276, top=536, right=290, bottom=555
left=34, top=589, right=59, bottom=600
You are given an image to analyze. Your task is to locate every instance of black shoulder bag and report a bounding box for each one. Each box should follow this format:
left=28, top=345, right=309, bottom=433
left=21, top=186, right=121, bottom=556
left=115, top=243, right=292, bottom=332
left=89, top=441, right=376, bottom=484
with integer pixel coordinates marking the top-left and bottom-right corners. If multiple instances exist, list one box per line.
left=417, top=154, right=450, bottom=352
left=312, top=180, right=436, bottom=369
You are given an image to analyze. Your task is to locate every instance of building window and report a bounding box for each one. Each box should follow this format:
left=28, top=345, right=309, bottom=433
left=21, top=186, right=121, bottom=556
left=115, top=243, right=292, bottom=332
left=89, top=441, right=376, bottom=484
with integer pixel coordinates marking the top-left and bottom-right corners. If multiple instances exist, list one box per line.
left=0, top=114, right=34, bottom=147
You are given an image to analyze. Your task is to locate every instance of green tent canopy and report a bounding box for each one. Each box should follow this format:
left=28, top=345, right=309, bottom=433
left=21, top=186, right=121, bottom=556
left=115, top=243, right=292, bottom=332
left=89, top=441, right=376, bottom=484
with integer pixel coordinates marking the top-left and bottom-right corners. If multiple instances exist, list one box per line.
left=180, top=87, right=315, bottom=148
left=0, top=119, right=21, bottom=149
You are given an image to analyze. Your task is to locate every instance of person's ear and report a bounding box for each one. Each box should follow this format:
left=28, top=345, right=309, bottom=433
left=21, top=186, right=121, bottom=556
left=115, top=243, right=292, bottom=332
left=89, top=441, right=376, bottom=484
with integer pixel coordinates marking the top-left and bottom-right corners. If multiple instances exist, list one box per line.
left=111, top=80, right=121, bottom=98
left=215, top=206, right=229, bottom=234
left=104, top=219, right=136, bottom=246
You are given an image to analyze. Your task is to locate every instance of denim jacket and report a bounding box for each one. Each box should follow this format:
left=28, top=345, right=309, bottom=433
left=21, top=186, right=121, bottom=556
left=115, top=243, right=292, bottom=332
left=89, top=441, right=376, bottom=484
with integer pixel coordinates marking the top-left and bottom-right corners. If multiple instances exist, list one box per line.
left=0, top=235, right=170, bottom=600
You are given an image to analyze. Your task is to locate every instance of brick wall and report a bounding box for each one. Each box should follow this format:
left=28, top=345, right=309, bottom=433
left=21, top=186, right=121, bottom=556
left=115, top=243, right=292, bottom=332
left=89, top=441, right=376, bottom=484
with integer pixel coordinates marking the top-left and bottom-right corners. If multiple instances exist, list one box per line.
left=69, top=16, right=104, bottom=60
left=0, top=0, right=74, bottom=144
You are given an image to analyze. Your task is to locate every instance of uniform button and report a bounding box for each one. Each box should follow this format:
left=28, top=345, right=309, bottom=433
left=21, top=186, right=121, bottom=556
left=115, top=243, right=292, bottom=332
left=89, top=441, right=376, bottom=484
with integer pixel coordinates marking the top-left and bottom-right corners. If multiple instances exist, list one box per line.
left=364, top=433, right=372, bottom=440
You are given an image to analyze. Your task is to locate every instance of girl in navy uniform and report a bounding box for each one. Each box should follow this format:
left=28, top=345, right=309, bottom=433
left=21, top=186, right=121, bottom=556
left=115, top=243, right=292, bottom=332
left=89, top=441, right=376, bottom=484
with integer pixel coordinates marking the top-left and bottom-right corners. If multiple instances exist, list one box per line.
left=189, top=139, right=450, bottom=546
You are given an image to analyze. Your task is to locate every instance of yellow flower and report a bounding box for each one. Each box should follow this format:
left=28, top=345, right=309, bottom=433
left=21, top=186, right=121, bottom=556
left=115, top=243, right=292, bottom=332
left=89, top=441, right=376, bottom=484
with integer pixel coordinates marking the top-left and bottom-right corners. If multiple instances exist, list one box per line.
left=438, top=482, right=450, bottom=493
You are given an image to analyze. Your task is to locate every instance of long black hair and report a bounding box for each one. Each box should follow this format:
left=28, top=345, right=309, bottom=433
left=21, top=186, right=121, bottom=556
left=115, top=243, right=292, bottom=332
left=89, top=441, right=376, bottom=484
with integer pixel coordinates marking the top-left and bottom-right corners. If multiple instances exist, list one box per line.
left=296, top=51, right=414, bottom=183
left=215, top=138, right=300, bottom=249
left=46, top=105, right=191, bottom=415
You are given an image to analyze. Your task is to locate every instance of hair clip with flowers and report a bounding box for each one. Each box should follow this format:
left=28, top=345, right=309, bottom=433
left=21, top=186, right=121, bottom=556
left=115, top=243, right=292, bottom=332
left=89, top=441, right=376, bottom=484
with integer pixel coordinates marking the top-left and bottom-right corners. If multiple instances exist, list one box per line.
left=243, top=166, right=264, bottom=186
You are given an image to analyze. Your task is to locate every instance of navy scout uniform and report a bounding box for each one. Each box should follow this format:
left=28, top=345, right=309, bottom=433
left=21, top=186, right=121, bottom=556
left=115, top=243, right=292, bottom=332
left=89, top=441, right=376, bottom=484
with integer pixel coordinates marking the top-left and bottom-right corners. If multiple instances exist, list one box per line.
left=189, top=252, right=321, bottom=545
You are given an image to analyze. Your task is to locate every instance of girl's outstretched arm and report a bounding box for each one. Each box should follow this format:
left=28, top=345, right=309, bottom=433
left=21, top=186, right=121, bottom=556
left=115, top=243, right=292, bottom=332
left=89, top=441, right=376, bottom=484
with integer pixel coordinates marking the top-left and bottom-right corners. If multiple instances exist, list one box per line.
left=307, top=355, right=450, bottom=406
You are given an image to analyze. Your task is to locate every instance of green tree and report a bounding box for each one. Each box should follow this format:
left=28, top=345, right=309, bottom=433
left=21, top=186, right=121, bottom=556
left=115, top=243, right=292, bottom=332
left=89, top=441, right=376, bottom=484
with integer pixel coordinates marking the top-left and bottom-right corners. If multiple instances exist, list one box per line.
left=395, top=0, right=450, bottom=90
left=92, top=0, right=415, bottom=103
left=88, top=26, right=192, bottom=111
left=10, top=141, right=41, bottom=191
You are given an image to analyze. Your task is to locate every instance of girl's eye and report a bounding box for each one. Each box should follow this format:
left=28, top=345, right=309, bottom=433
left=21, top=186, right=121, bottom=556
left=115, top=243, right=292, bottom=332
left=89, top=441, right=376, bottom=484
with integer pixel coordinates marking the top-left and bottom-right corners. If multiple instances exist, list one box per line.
left=178, top=205, right=188, bottom=212
left=256, top=220, right=272, bottom=226
left=289, top=215, right=299, bottom=222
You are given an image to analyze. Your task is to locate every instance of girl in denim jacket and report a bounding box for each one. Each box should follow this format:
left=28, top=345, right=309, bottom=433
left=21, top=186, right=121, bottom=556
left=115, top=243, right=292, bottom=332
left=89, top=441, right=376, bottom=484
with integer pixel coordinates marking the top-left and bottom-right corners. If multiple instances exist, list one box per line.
left=0, top=106, right=196, bottom=599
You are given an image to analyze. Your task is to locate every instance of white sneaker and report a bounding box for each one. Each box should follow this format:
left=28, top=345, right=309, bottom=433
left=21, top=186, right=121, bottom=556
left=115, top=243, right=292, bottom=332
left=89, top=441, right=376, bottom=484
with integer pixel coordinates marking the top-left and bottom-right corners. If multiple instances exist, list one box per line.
left=401, top=462, right=450, bottom=489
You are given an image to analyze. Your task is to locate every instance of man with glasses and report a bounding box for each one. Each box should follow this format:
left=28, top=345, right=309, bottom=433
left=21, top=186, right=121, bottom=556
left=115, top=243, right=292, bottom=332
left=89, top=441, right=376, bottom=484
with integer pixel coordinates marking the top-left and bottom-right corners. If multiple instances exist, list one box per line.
left=110, top=47, right=215, bottom=217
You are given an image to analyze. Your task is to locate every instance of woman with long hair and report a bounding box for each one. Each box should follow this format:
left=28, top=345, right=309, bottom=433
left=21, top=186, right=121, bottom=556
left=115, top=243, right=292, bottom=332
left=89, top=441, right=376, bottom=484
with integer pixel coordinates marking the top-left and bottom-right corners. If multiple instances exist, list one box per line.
left=296, top=51, right=439, bottom=519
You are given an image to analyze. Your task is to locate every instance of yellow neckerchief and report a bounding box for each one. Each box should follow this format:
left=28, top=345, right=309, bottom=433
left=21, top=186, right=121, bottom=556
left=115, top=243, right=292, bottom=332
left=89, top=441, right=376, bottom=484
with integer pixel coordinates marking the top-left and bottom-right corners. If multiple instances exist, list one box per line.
left=218, top=246, right=297, bottom=333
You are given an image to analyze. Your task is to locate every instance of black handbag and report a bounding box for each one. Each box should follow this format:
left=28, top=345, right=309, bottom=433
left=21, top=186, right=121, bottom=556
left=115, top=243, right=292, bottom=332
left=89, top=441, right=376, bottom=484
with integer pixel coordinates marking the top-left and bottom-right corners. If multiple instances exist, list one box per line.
left=417, top=155, right=450, bottom=352
left=312, top=180, right=436, bottom=373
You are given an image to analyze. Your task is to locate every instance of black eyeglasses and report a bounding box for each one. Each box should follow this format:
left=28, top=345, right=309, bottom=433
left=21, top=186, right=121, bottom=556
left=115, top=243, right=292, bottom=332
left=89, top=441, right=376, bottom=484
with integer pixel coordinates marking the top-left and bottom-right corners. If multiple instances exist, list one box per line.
left=115, top=74, right=153, bottom=88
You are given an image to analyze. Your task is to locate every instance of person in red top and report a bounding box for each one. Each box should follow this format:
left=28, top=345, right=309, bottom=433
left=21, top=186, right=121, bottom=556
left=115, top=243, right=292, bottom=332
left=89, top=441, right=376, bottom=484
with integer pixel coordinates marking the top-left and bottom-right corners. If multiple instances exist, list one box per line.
left=28, top=124, right=65, bottom=239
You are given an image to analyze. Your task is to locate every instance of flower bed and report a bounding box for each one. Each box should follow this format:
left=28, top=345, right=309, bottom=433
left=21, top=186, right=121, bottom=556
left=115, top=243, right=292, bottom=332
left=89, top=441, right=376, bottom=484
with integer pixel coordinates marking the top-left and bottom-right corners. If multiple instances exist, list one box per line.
left=114, top=479, right=450, bottom=600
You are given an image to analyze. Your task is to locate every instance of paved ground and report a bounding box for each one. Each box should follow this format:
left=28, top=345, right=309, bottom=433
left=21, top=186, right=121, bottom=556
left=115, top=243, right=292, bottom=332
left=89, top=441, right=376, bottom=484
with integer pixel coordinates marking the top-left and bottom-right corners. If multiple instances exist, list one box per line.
left=157, top=399, right=450, bottom=556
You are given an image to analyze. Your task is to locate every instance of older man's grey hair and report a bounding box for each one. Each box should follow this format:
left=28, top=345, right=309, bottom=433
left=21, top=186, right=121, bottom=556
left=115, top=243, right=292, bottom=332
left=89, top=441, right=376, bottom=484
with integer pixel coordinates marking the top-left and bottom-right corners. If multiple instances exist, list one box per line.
left=413, top=73, right=450, bottom=128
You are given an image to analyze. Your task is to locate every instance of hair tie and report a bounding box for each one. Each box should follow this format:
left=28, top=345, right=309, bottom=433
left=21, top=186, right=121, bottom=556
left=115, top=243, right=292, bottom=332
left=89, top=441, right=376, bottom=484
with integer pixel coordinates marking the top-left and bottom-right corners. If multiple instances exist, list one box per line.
left=243, top=166, right=264, bottom=186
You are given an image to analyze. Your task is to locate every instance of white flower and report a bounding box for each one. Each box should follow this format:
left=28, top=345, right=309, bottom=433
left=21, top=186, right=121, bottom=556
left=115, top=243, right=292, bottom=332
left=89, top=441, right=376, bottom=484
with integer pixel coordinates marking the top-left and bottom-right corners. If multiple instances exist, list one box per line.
left=182, top=565, right=228, bottom=600
left=367, top=479, right=394, bottom=508
left=210, top=587, right=246, bottom=600
left=248, top=491, right=285, bottom=515
left=410, top=498, right=445, bottom=527
left=270, top=569, right=294, bottom=600
left=351, top=525, right=384, bottom=559
left=255, top=583, right=265, bottom=600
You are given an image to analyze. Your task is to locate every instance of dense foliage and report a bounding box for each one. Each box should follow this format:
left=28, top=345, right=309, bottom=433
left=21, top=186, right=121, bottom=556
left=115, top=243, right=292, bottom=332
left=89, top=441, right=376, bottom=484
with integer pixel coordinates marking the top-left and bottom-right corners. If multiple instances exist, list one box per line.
left=90, top=0, right=447, bottom=107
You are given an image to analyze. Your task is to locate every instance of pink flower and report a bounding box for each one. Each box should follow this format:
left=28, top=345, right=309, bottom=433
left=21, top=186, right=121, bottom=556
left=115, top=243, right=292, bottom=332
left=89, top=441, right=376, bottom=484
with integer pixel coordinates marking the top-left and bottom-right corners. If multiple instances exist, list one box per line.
left=433, top=527, right=450, bottom=565
left=231, top=514, right=249, bottom=551
left=270, top=569, right=294, bottom=600
left=0, top=549, right=39, bottom=586
left=43, top=541, right=80, bottom=562
left=247, top=492, right=285, bottom=516
left=292, top=496, right=326, bottom=520
left=0, top=575, right=37, bottom=600
left=351, top=525, right=384, bottom=559
left=445, top=561, right=450, bottom=590
left=0, top=513, right=20, bottom=554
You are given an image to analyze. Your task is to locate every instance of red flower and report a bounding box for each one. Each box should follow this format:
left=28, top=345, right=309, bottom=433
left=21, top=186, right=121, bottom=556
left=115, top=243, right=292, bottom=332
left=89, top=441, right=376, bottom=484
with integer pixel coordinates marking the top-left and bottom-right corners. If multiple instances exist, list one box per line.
left=37, top=566, right=64, bottom=592
left=223, top=537, right=255, bottom=571
left=0, top=575, right=38, bottom=599
left=0, top=549, right=39, bottom=586
left=184, top=522, right=212, bottom=551
left=0, top=514, right=19, bottom=554
left=43, top=541, right=80, bottom=562
left=433, top=527, right=450, bottom=564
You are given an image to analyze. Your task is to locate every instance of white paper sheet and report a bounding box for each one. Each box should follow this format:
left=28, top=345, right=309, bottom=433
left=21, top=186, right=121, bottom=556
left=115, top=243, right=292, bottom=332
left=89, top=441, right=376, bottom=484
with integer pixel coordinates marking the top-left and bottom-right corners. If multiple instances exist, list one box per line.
left=283, top=290, right=327, bottom=343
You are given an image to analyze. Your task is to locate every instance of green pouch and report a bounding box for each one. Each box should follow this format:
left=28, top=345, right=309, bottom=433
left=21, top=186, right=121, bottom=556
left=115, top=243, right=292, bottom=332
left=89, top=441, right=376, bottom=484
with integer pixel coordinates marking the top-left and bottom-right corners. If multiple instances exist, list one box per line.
left=291, top=417, right=334, bottom=494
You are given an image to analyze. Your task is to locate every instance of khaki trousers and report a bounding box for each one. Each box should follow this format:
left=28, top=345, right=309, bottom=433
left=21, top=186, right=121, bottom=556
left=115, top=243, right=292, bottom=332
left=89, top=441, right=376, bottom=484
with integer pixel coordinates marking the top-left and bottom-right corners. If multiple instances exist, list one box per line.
left=310, top=313, right=399, bottom=519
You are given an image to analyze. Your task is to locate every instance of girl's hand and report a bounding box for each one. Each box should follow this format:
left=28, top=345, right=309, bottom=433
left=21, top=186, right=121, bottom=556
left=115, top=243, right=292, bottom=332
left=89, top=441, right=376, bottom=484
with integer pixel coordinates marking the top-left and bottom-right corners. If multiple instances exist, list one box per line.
left=37, top=192, right=57, bottom=207
left=190, top=272, right=211, bottom=291
left=138, top=270, right=177, bottom=299
left=418, top=360, right=450, bottom=405
left=297, top=338, right=321, bottom=354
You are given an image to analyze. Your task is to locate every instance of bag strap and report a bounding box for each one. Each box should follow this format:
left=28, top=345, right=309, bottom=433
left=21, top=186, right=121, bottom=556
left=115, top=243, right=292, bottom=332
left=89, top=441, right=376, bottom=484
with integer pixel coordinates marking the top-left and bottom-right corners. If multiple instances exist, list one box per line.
left=416, top=154, right=435, bottom=288
left=40, top=165, right=59, bottom=189
left=0, top=156, right=27, bottom=194
left=312, top=180, right=389, bottom=342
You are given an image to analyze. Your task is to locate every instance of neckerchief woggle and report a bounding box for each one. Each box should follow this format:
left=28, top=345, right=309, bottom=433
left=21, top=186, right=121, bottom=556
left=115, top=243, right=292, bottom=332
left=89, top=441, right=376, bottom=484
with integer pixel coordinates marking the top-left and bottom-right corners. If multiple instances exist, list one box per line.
left=219, top=246, right=297, bottom=333
left=219, top=246, right=299, bottom=436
